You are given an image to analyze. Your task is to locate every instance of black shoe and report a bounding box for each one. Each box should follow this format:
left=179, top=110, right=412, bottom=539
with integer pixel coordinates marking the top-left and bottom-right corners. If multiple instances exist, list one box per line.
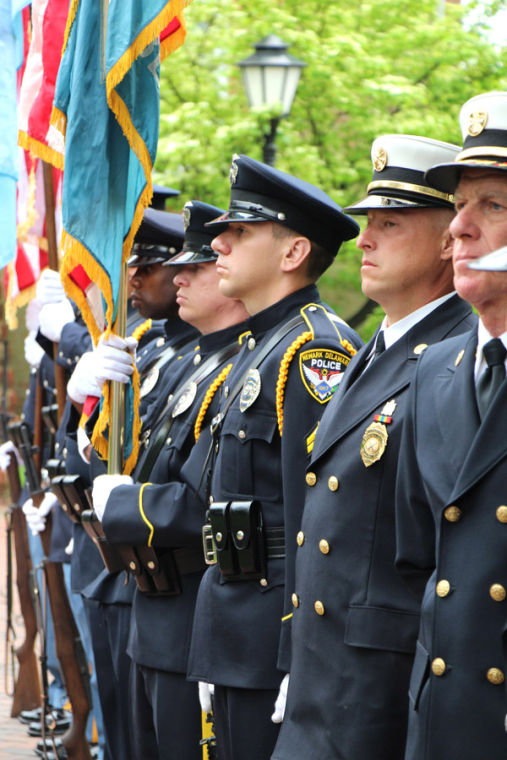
left=36, top=738, right=64, bottom=752
left=27, top=710, right=71, bottom=737
left=19, top=706, right=44, bottom=724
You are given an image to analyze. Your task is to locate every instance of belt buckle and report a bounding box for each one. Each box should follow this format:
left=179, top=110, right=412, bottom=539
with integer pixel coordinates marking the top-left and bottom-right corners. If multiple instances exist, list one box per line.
left=202, top=524, right=217, bottom=565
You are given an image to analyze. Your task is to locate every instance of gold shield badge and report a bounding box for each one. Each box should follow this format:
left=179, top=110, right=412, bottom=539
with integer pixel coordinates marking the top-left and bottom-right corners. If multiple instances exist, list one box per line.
left=360, top=421, right=388, bottom=467
left=467, top=111, right=488, bottom=137
left=373, top=146, right=387, bottom=172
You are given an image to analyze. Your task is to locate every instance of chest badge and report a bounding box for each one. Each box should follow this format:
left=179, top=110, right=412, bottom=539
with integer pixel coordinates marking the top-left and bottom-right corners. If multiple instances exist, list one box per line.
left=360, top=399, right=397, bottom=467
left=300, top=349, right=351, bottom=404
left=140, top=367, right=159, bottom=398
left=172, top=381, right=197, bottom=417
left=240, top=369, right=261, bottom=412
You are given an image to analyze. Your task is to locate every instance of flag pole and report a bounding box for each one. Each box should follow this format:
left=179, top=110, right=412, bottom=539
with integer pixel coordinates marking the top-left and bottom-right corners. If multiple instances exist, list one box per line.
left=108, top=260, right=128, bottom=474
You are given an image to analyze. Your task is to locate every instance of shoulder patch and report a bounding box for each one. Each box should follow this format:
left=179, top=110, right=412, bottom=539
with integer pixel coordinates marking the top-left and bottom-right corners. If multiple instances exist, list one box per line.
left=299, top=348, right=352, bottom=403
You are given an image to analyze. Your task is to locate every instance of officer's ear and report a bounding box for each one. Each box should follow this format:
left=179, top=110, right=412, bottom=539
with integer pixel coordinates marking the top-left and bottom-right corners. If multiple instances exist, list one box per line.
left=280, top=235, right=312, bottom=274
left=440, top=229, right=454, bottom=262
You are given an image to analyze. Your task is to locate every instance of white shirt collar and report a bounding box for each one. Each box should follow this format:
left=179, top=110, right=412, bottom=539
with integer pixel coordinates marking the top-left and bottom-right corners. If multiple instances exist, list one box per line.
left=379, top=291, right=456, bottom=350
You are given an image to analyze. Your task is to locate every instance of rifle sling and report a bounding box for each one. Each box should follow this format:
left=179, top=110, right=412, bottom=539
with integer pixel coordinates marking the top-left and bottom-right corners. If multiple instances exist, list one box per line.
left=137, top=341, right=241, bottom=484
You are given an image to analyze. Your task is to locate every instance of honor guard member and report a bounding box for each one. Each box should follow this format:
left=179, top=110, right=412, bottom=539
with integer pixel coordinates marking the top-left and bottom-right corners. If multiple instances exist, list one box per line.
left=69, top=206, right=197, bottom=760
left=395, top=91, right=507, bottom=760
left=272, top=135, right=477, bottom=760
left=186, top=155, right=363, bottom=760
left=92, top=201, right=251, bottom=759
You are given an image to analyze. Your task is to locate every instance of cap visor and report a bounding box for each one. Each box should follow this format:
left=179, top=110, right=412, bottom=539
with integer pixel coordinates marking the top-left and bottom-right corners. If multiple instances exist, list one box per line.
left=345, top=194, right=420, bottom=214
left=164, top=249, right=217, bottom=266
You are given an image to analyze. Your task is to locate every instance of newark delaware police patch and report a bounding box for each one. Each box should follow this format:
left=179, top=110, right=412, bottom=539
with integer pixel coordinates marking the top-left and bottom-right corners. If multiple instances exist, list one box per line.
left=300, top=348, right=351, bottom=403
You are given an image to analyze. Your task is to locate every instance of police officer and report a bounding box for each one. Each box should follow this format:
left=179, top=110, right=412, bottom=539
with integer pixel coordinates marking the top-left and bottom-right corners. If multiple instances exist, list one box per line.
left=92, top=200, right=251, bottom=759
left=185, top=154, right=363, bottom=760
left=71, top=205, right=197, bottom=760
left=271, top=135, right=477, bottom=760
left=395, top=91, right=507, bottom=760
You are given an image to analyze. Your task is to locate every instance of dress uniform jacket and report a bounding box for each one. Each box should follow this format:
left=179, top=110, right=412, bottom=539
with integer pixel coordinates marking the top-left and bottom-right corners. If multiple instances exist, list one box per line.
left=272, top=294, right=476, bottom=760
left=187, top=284, right=363, bottom=690
left=395, top=328, right=507, bottom=760
left=102, top=319, right=250, bottom=675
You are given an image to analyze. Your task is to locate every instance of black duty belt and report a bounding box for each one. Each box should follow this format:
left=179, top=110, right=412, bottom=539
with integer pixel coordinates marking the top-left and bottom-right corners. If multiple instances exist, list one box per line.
left=202, top=500, right=285, bottom=582
left=125, top=544, right=207, bottom=596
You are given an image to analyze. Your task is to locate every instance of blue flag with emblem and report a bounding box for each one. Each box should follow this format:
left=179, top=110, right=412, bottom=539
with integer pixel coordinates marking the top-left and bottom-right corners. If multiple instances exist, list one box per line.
left=52, top=0, right=190, bottom=472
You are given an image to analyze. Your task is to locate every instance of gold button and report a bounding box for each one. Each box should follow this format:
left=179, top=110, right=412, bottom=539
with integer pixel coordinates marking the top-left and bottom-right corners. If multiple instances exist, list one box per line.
left=236, top=530, right=245, bottom=541
left=413, top=343, right=428, bottom=355
left=327, top=476, right=339, bottom=492
left=296, top=531, right=305, bottom=546
left=496, top=505, right=507, bottom=523
left=247, top=337, right=256, bottom=350
left=129, top=561, right=137, bottom=571
left=489, top=584, right=506, bottom=602
left=444, top=506, right=462, bottom=522
left=431, top=658, right=446, bottom=676
left=306, top=472, right=317, bottom=487
left=436, top=580, right=451, bottom=597
left=156, top=337, right=165, bottom=348
left=147, top=561, right=155, bottom=570
left=238, top=430, right=246, bottom=439
left=193, top=354, right=201, bottom=365
left=486, top=667, right=504, bottom=685
left=259, top=578, right=268, bottom=587
left=314, top=600, right=325, bottom=616
left=292, top=593, right=299, bottom=608
left=319, top=539, right=330, bottom=555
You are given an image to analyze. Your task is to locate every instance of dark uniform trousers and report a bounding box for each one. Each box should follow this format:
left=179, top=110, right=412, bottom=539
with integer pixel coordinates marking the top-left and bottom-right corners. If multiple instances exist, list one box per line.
left=103, top=320, right=251, bottom=759
left=81, top=318, right=198, bottom=760
left=272, top=295, right=476, bottom=760
left=187, top=285, right=363, bottom=760
left=396, top=328, right=507, bottom=760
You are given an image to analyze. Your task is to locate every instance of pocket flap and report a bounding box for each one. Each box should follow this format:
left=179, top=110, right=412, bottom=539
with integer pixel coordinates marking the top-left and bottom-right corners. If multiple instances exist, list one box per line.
left=345, top=604, right=420, bottom=654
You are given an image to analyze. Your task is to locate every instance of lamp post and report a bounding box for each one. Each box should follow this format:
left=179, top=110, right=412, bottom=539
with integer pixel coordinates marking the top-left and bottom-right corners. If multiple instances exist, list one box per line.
left=238, top=35, right=306, bottom=166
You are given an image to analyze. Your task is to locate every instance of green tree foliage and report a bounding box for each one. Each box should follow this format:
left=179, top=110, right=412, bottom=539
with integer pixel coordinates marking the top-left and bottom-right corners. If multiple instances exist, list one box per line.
left=156, top=0, right=506, bottom=339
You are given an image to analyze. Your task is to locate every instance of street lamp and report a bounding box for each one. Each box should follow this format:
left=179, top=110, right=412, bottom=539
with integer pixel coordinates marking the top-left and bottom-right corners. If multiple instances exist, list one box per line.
left=238, top=35, right=306, bottom=166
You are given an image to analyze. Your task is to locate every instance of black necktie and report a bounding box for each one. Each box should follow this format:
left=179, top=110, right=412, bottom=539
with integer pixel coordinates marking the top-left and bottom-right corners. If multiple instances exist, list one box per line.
left=373, top=330, right=385, bottom=360
left=476, top=338, right=506, bottom=418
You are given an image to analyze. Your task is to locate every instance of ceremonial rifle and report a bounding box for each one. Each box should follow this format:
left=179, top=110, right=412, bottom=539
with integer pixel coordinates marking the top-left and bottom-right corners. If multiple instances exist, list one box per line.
left=16, top=416, right=92, bottom=760
left=20, top=161, right=92, bottom=760
left=0, top=281, right=41, bottom=716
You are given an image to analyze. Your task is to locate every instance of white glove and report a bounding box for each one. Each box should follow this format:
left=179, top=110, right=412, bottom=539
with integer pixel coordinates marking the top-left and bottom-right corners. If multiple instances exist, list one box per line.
left=198, top=682, right=215, bottom=715
left=271, top=673, right=289, bottom=724
left=0, top=441, right=22, bottom=471
left=22, top=495, right=57, bottom=536
left=38, top=299, right=76, bottom=342
left=93, top=333, right=137, bottom=388
left=92, top=473, right=134, bottom=521
left=64, top=537, right=74, bottom=556
left=24, top=331, right=45, bottom=369
left=77, top=426, right=93, bottom=464
left=36, top=269, right=66, bottom=304
left=67, top=352, right=102, bottom=404
left=26, top=299, right=43, bottom=331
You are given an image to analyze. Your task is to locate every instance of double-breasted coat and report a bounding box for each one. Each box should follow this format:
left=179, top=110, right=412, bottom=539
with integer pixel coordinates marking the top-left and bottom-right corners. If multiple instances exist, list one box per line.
left=272, top=294, right=475, bottom=760
left=395, top=327, right=507, bottom=760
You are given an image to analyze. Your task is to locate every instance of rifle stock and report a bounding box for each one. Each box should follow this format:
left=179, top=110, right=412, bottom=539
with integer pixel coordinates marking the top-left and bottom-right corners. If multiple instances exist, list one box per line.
left=18, top=415, right=92, bottom=760
left=4, top=438, right=41, bottom=716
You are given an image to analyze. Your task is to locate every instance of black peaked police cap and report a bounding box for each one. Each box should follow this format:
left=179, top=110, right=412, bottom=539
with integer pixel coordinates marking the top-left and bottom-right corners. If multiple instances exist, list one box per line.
left=205, top=154, right=359, bottom=256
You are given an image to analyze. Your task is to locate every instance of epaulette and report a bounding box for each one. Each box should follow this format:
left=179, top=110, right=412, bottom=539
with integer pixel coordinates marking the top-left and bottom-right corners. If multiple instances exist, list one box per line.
left=275, top=304, right=356, bottom=437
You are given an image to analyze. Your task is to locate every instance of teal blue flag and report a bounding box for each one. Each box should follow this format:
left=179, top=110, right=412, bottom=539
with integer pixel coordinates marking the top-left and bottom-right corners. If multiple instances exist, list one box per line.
left=53, top=0, right=189, bottom=472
